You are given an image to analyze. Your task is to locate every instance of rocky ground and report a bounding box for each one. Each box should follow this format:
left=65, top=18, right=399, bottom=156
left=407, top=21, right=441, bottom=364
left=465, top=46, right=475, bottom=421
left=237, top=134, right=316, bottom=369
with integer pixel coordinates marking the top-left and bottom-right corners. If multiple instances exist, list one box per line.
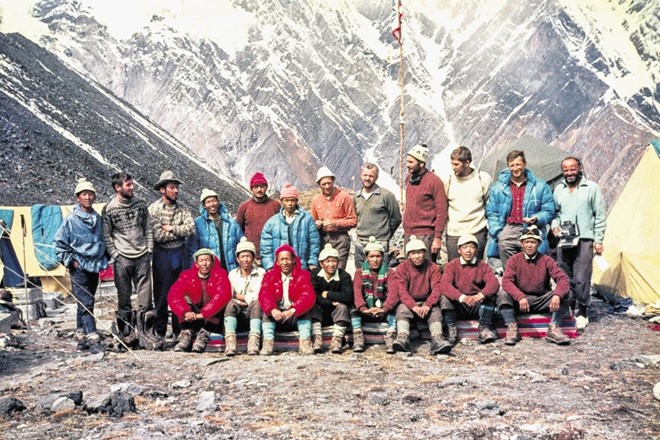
left=0, top=295, right=658, bottom=440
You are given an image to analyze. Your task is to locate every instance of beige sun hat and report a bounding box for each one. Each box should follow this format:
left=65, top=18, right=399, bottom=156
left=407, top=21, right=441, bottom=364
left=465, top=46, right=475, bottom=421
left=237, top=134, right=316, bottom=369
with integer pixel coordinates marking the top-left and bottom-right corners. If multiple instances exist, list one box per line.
left=154, top=170, right=183, bottom=190
left=316, top=166, right=335, bottom=184
left=74, top=178, right=96, bottom=195
left=199, top=188, right=219, bottom=204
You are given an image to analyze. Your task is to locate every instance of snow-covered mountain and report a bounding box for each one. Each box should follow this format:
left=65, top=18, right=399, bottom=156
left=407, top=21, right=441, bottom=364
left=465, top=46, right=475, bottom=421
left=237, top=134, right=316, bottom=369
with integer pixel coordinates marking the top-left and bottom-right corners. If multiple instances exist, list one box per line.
left=1, top=0, right=658, bottom=205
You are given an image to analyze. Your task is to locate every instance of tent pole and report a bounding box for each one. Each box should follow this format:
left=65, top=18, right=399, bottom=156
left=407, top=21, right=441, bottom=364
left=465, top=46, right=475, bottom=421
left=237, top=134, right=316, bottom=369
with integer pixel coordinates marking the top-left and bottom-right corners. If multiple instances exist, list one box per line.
left=20, top=214, right=29, bottom=332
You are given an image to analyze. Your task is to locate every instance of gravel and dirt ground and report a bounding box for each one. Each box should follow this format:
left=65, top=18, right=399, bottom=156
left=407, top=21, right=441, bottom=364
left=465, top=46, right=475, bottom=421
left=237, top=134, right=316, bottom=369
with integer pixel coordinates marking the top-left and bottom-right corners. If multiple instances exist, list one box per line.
left=0, top=295, right=658, bottom=440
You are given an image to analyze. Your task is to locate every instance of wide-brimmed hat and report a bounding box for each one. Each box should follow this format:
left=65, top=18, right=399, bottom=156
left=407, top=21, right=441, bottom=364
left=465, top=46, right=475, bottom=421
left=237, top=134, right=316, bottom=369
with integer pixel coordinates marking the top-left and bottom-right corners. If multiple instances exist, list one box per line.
left=199, top=188, right=219, bottom=204
left=154, top=170, right=183, bottom=190
left=519, top=225, right=542, bottom=242
left=405, top=235, right=427, bottom=254
left=316, top=166, right=335, bottom=184
left=74, top=178, right=96, bottom=196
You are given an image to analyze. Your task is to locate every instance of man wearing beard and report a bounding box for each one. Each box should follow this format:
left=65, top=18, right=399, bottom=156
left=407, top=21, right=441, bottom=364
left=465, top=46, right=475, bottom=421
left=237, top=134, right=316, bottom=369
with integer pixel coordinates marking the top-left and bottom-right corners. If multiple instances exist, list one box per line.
left=102, top=172, right=154, bottom=340
left=149, top=171, right=195, bottom=339
left=551, top=157, right=606, bottom=330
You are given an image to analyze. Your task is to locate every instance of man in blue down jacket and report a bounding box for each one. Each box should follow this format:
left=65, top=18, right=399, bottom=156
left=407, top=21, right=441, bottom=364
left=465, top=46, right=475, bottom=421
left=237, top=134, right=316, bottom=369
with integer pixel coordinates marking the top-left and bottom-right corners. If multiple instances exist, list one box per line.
left=187, top=188, right=243, bottom=272
left=485, top=150, right=555, bottom=268
left=260, top=183, right=320, bottom=271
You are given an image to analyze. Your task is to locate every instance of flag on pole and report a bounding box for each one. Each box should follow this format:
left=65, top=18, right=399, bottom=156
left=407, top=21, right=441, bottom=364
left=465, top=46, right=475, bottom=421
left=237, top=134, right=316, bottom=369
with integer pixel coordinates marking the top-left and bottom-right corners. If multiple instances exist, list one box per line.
left=392, top=0, right=402, bottom=44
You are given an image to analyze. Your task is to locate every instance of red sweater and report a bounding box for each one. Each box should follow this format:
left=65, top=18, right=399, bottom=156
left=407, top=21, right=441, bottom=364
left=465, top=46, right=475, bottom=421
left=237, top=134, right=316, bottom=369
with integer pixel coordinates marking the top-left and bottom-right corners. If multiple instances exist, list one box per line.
left=502, top=253, right=570, bottom=302
left=258, top=258, right=316, bottom=317
left=167, top=256, right=232, bottom=321
left=391, top=259, right=442, bottom=310
left=235, top=197, right=281, bottom=255
left=403, top=169, right=448, bottom=238
left=353, top=268, right=399, bottom=314
left=440, top=259, right=500, bottom=300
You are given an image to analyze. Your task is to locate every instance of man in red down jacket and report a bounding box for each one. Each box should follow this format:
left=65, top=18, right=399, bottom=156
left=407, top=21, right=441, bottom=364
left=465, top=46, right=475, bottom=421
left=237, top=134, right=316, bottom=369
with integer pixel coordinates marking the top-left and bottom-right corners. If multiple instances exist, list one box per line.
left=168, top=248, right=231, bottom=353
left=258, top=244, right=316, bottom=355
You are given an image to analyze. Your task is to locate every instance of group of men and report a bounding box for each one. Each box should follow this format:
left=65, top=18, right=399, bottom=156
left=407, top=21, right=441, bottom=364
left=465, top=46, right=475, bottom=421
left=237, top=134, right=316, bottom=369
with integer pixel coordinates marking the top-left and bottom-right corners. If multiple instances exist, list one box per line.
left=53, top=141, right=606, bottom=355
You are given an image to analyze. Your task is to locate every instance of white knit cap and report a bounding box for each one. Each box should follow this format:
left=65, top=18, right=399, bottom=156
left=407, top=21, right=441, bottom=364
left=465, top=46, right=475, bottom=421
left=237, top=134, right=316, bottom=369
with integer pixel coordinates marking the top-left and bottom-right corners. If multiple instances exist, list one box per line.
left=407, top=144, right=429, bottom=163
left=364, top=236, right=385, bottom=254
left=199, top=188, right=219, bottom=204
left=405, top=235, right=426, bottom=254
left=235, top=237, right=256, bottom=255
left=457, top=234, right=479, bottom=248
left=318, top=243, right=339, bottom=261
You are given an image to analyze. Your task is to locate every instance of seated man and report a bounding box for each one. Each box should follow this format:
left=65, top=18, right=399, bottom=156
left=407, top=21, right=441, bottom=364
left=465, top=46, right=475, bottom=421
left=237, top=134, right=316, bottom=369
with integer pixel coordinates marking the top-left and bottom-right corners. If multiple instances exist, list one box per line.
left=311, top=244, right=354, bottom=354
left=352, top=237, right=399, bottom=354
left=392, top=236, right=452, bottom=355
left=258, top=244, right=316, bottom=355
left=439, top=234, right=500, bottom=345
left=225, top=237, right=265, bottom=356
left=499, top=225, right=571, bottom=346
left=168, top=248, right=232, bottom=353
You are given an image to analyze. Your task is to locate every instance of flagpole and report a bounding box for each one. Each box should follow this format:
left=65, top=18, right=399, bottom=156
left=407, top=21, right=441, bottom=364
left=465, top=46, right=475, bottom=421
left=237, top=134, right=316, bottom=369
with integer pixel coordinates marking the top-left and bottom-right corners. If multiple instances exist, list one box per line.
left=396, top=1, right=405, bottom=209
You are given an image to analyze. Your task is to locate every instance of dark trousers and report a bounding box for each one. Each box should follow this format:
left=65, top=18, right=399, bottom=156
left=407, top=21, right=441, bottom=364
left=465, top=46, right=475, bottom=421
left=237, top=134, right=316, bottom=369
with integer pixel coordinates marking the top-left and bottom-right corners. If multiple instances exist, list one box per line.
left=152, top=245, right=187, bottom=336
left=224, top=299, right=263, bottom=321
left=446, top=228, right=488, bottom=262
left=70, top=267, right=99, bottom=336
left=440, top=294, right=496, bottom=320
left=180, top=318, right=221, bottom=335
left=557, top=239, right=593, bottom=310
left=322, top=232, right=351, bottom=270
left=497, top=290, right=571, bottom=324
left=312, top=302, right=351, bottom=327
left=114, top=253, right=152, bottom=323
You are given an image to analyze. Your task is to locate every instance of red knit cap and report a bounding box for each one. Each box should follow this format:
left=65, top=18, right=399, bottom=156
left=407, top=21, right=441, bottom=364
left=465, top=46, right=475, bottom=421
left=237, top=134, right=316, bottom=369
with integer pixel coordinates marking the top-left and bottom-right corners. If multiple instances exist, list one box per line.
left=249, top=172, right=268, bottom=188
left=279, top=183, right=299, bottom=200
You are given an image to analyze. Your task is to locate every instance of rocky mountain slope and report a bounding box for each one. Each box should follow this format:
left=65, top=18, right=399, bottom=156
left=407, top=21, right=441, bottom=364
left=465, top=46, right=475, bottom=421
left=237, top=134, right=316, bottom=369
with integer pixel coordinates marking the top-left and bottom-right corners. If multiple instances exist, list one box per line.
left=0, top=32, right=247, bottom=210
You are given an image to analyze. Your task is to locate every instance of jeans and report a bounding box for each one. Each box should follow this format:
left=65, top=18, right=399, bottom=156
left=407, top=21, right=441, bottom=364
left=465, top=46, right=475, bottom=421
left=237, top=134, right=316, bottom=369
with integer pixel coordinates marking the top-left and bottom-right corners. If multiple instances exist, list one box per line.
left=70, top=266, right=99, bottom=336
left=152, top=245, right=187, bottom=336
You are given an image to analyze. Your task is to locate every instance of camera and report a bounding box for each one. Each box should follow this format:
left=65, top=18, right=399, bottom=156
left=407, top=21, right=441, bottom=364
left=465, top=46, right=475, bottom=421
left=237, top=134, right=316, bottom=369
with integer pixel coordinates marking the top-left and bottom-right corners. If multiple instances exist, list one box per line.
left=557, top=221, right=580, bottom=248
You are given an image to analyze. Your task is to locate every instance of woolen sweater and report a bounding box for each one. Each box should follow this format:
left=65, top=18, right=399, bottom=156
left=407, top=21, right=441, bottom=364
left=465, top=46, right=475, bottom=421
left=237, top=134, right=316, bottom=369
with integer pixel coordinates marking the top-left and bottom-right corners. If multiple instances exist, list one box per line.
left=310, top=187, right=357, bottom=232
left=311, top=267, right=354, bottom=308
left=353, top=268, right=399, bottom=313
left=354, top=185, right=402, bottom=241
left=403, top=169, right=448, bottom=238
left=236, top=197, right=281, bottom=255
left=439, top=258, right=499, bottom=300
left=502, top=252, right=570, bottom=302
left=391, top=259, right=443, bottom=310
left=102, top=195, right=153, bottom=259
left=442, top=169, right=492, bottom=236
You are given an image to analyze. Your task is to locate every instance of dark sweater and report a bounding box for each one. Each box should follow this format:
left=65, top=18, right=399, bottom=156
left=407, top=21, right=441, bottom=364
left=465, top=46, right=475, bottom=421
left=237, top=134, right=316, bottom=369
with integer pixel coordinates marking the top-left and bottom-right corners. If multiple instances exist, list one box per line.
left=502, top=252, right=570, bottom=302
left=236, top=197, right=281, bottom=255
left=402, top=169, right=448, bottom=238
left=391, top=259, right=442, bottom=310
left=311, top=267, right=354, bottom=308
left=440, top=259, right=500, bottom=301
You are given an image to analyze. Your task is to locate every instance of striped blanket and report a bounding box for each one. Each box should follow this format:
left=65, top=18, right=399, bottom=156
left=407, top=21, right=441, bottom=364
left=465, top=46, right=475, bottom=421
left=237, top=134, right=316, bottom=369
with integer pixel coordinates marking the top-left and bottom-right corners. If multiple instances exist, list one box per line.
left=205, top=314, right=578, bottom=353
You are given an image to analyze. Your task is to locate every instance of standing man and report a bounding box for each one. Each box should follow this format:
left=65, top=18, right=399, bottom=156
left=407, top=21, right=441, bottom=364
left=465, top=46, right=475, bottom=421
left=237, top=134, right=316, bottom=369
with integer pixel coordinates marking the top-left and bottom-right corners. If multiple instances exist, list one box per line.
left=311, top=166, right=357, bottom=270
left=486, top=150, right=555, bottom=268
left=149, top=170, right=195, bottom=338
left=188, top=188, right=244, bottom=271
left=55, top=178, right=109, bottom=353
left=102, top=172, right=153, bottom=340
left=402, top=144, right=448, bottom=262
left=442, top=146, right=492, bottom=262
left=236, top=172, right=281, bottom=265
left=551, top=157, right=606, bottom=330
left=354, top=163, right=401, bottom=268
left=261, top=183, right=320, bottom=271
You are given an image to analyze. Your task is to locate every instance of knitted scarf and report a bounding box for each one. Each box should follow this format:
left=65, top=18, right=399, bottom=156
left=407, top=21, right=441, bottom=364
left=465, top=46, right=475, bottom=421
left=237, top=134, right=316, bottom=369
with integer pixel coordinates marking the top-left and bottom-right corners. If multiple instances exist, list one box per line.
left=361, top=261, right=388, bottom=308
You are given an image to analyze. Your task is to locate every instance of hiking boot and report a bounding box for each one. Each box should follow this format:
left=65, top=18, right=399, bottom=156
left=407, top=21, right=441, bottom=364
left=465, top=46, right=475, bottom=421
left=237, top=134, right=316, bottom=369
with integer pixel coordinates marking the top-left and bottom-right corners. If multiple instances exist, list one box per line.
left=393, top=332, right=410, bottom=352
left=192, top=329, right=210, bottom=353
left=478, top=326, right=498, bottom=344
left=76, top=340, right=89, bottom=351
left=329, top=335, right=343, bottom=354
left=546, top=323, right=570, bottom=345
left=312, top=334, right=324, bottom=353
left=504, top=322, right=520, bottom=346
left=430, top=334, right=453, bottom=355
left=446, top=325, right=458, bottom=346
left=352, top=329, right=365, bottom=353
left=384, top=331, right=396, bottom=354
left=299, top=338, right=315, bottom=355
left=88, top=334, right=104, bottom=354
left=575, top=315, right=589, bottom=331
left=174, top=329, right=193, bottom=352
left=247, top=334, right=261, bottom=356
left=260, top=339, right=274, bottom=356
left=223, top=333, right=237, bottom=356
